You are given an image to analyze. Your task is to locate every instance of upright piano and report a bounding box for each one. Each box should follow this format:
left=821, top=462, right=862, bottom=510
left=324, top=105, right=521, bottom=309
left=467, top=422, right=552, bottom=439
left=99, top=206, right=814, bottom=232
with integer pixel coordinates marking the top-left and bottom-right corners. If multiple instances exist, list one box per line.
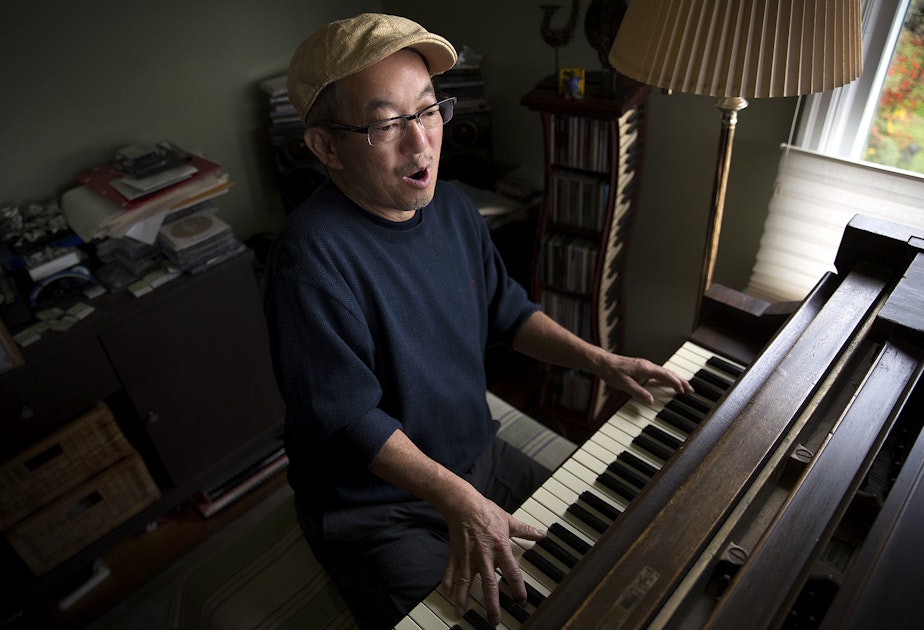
left=400, top=215, right=924, bottom=630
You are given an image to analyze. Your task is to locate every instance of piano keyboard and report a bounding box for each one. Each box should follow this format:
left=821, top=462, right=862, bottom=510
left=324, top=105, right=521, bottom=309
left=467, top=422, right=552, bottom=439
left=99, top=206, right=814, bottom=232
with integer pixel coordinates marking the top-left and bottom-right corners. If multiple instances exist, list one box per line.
left=396, top=341, right=745, bottom=630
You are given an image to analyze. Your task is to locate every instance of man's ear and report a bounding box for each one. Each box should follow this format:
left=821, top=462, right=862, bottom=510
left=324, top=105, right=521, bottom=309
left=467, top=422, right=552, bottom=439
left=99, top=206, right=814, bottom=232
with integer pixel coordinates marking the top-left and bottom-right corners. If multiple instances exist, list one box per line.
left=304, top=127, right=343, bottom=171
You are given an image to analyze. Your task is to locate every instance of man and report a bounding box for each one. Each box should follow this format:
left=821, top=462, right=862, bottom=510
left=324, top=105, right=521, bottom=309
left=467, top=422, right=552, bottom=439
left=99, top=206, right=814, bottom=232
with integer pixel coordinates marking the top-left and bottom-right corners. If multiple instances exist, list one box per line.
left=264, top=13, right=692, bottom=629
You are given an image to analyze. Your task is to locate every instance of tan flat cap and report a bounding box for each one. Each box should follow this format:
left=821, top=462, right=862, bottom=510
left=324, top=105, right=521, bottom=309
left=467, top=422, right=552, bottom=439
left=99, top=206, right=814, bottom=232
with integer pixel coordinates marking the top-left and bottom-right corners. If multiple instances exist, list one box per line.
left=287, top=13, right=457, bottom=124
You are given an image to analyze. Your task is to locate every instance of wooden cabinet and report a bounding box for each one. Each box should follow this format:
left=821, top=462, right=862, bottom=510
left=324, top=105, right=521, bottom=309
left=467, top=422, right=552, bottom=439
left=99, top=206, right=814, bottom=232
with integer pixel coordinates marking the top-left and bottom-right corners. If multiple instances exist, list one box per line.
left=0, top=252, right=284, bottom=616
left=522, top=75, right=648, bottom=439
left=98, top=258, right=283, bottom=485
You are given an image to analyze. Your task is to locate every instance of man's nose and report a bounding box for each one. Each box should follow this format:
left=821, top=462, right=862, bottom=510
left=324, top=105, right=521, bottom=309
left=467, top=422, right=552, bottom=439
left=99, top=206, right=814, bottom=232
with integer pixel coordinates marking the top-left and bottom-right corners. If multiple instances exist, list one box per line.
left=402, top=117, right=431, bottom=151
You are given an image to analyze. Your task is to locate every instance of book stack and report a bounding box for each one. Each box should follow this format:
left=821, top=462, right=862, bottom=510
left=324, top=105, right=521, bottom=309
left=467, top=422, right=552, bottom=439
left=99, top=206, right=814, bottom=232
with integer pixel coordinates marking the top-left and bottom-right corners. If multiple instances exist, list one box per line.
left=157, top=205, right=244, bottom=275
left=191, top=442, right=288, bottom=518
left=61, top=142, right=233, bottom=244
left=259, top=74, right=328, bottom=211
left=259, top=75, right=300, bottom=129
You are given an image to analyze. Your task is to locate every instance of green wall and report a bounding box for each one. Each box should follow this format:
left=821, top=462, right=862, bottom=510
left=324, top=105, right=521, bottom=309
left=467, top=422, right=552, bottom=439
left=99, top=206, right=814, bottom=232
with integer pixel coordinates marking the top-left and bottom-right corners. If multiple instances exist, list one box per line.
left=1, top=1, right=797, bottom=363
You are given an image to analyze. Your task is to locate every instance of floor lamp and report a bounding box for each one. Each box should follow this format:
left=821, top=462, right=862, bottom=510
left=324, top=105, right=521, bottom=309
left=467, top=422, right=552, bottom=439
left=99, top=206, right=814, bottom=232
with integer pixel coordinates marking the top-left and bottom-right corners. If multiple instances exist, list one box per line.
left=608, top=1, right=863, bottom=315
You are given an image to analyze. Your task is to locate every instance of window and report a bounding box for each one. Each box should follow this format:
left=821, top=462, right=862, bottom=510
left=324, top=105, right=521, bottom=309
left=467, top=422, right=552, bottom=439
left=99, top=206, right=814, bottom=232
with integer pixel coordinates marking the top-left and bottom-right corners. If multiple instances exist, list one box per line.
left=796, top=0, right=919, bottom=166
left=863, top=0, right=924, bottom=173
left=745, top=0, right=924, bottom=303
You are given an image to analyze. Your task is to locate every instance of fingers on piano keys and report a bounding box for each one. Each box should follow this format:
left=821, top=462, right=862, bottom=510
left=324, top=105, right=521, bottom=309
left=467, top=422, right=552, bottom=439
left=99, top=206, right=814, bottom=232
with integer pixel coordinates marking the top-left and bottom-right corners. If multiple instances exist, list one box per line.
left=398, top=344, right=744, bottom=629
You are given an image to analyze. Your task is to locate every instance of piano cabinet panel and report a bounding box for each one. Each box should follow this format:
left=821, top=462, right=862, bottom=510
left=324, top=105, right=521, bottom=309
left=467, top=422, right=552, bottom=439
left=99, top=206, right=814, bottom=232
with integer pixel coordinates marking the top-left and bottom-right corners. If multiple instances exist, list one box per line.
left=820, top=375, right=924, bottom=630
left=669, top=339, right=923, bottom=629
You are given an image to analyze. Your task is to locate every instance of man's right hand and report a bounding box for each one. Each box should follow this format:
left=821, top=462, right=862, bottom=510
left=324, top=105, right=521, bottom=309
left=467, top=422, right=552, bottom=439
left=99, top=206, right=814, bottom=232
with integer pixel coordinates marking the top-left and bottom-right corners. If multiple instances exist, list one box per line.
left=440, top=486, right=546, bottom=626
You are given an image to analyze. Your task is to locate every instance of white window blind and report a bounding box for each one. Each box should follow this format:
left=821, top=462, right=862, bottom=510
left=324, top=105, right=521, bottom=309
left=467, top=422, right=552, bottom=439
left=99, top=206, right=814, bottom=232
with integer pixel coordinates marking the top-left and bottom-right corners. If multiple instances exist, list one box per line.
left=746, top=145, right=924, bottom=302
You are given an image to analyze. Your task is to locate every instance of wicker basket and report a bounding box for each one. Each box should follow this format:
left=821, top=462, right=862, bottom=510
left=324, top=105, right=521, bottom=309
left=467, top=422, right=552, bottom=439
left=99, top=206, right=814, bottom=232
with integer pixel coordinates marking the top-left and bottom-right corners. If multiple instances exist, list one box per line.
left=4, top=452, right=161, bottom=575
left=0, top=402, right=133, bottom=530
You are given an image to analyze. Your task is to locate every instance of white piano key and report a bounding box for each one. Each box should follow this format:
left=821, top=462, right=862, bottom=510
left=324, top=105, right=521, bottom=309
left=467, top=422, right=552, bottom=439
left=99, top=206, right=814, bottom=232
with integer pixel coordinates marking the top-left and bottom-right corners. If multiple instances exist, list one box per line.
left=407, top=594, right=451, bottom=629
left=512, top=504, right=547, bottom=536
left=466, top=574, right=521, bottom=629
left=508, top=537, right=559, bottom=592
left=514, top=499, right=596, bottom=551
left=425, top=590, right=501, bottom=630
left=550, top=465, right=624, bottom=521
left=396, top=616, right=424, bottom=630
left=561, top=458, right=631, bottom=511
left=577, top=425, right=664, bottom=491
left=541, top=476, right=615, bottom=536
left=508, top=540, right=553, bottom=598
left=522, top=532, right=574, bottom=577
left=541, top=476, right=578, bottom=508
left=530, top=486, right=602, bottom=542
left=578, top=437, right=619, bottom=466
left=524, top=487, right=597, bottom=544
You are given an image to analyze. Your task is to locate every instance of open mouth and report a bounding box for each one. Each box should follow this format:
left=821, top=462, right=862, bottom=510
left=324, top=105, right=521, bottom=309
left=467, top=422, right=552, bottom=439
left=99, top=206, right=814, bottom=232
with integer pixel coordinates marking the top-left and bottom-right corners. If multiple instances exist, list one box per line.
left=409, top=168, right=428, bottom=181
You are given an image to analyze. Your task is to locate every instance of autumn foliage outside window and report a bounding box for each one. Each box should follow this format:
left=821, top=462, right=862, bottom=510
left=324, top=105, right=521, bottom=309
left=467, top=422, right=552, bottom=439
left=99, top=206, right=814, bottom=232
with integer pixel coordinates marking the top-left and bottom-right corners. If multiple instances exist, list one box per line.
left=864, top=0, right=924, bottom=174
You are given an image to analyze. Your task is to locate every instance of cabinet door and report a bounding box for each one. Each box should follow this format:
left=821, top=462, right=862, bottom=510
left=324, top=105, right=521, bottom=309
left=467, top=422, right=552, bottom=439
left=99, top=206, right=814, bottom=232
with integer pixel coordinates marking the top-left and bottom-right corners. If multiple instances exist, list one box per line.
left=0, top=337, right=121, bottom=458
left=99, top=256, right=284, bottom=485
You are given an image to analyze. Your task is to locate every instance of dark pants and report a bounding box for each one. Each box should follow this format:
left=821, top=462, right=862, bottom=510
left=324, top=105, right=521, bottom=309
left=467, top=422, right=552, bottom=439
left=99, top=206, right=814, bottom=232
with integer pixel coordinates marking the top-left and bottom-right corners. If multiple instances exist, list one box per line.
left=294, top=436, right=552, bottom=630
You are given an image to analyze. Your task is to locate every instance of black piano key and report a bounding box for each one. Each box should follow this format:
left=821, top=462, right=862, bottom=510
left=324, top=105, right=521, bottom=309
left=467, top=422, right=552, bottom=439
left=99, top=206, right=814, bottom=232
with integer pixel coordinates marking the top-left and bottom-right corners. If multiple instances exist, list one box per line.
left=618, top=451, right=658, bottom=479
left=501, top=575, right=547, bottom=610
left=633, top=425, right=681, bottom=461
left=523, top=580, right=546, bottom=608
left=549, top=522, right=591, bottom=555
left=665, top=398, right=707, bottom=423
left=675, top=392, right=712, bottom=415
left=463, top=609, right=496, bottom=630
left=579, top=490, right=622, bottom=522
left=523, top=548, right=566, bottom=583
left=537, top=536, right=580, bottom=568
left=597, top=469, right=642, bottom=503
left=566, top=503, right=609, bottom=534
left=707, top=355, right=744, bottom=378
left=690, top=375, right=725, bottom=402
left=656, top=407, right=698, bottom=434
left=695, top=367, right=735, bottom=391
left=498, top=590, right=530, bottom=623
left=606, top=457, right=649, bottom=488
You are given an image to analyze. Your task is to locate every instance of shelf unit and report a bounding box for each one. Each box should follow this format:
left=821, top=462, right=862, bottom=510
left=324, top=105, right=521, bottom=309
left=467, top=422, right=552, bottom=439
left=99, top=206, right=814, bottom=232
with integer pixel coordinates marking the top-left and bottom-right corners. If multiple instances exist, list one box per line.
left=522, top=75, right=648, bottom=439
left=0, top=253, right=285, bottom=626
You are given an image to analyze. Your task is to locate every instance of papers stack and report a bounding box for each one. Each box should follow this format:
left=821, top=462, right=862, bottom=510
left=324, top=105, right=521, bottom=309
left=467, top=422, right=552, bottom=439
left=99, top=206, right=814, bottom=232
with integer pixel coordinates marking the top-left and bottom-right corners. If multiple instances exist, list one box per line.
left=61, top=142, right=233, bottom=244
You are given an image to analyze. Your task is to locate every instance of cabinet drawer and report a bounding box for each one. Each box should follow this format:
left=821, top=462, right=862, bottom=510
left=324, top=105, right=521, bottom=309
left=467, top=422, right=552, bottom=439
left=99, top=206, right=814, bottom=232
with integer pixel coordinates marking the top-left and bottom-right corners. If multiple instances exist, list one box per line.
left=0, top=337, right=121, bottom=454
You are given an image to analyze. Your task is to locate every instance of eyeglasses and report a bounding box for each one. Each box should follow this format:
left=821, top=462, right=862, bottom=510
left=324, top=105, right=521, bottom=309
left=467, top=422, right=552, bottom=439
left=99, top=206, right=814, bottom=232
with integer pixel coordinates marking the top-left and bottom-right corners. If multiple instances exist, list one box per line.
left=318, top=97, right=457, bottom=146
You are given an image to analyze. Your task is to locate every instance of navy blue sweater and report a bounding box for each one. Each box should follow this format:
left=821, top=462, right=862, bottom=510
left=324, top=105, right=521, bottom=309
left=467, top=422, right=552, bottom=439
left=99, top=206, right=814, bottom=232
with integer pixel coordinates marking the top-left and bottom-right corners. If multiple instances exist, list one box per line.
left=264, top=180, right=537, bottom=513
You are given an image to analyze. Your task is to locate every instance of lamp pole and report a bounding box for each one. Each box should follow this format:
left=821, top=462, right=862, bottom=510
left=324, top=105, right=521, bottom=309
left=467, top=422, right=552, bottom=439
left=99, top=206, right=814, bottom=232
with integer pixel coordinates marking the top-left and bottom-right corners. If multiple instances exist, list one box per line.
left=696, top=96, right=749, bottom=316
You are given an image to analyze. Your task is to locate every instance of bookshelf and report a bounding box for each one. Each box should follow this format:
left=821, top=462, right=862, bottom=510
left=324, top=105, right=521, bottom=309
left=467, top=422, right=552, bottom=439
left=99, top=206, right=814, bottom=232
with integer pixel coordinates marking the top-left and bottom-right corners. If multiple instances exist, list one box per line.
left=522, top=75, right=648, bottom=439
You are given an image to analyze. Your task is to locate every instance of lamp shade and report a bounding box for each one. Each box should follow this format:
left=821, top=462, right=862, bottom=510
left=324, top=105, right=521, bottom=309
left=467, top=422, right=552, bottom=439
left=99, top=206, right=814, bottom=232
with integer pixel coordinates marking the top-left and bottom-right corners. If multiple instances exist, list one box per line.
left=609, top=0, right=863, bottom=98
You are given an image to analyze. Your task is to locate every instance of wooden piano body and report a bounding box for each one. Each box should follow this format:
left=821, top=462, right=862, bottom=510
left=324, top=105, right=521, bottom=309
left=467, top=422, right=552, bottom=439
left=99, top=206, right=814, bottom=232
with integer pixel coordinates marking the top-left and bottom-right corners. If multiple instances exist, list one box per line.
left=527, top=214, right=924, bottom=630
left=399, top=215, right=923, bottom=629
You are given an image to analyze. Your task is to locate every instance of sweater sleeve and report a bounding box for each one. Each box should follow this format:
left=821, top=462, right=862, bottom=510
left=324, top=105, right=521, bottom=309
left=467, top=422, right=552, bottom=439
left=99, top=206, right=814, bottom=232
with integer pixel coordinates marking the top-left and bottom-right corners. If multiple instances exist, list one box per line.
left=264, top=246, right=401, bottom=474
